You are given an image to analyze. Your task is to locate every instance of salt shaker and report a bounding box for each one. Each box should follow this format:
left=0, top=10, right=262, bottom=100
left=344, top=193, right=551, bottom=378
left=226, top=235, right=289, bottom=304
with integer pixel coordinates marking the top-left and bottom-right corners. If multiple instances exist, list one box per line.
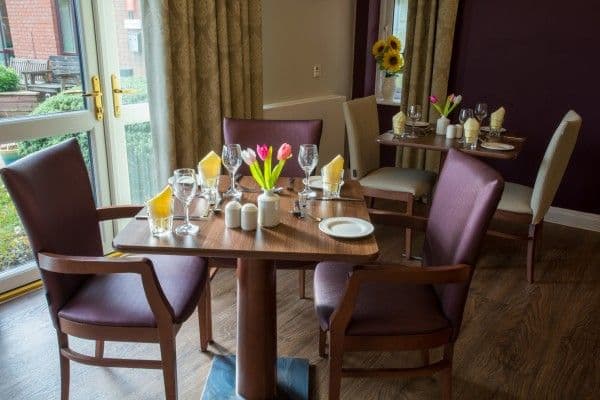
left=241, top=203, right=258, bottom=231
left=225, top=201, right=241, bottom=228
left=446, top=124, right=457, bottom=139
left=455, top=124, right=463, bottom=139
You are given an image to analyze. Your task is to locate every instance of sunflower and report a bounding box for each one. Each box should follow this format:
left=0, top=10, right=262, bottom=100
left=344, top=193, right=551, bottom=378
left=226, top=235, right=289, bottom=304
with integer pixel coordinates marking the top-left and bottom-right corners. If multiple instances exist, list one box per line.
left=386, top=35, right=402, bottom=52
left=371, top=39, right=386, bottom=57
left=382, top=51, right=404, bottom=74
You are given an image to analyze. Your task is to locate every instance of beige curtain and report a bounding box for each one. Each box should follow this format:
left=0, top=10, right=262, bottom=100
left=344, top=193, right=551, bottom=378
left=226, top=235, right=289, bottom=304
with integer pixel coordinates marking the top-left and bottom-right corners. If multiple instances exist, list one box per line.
left=141, top=0, right=263, bottom=183
left=397, top=0, right=459, bottom=173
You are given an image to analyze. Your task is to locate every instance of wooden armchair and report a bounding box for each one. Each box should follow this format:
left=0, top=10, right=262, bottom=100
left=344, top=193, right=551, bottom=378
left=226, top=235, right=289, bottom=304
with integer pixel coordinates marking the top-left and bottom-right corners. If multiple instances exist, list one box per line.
left=313, top=149, right=504, bottom=399
left=0, top=139, right=212, bottom=400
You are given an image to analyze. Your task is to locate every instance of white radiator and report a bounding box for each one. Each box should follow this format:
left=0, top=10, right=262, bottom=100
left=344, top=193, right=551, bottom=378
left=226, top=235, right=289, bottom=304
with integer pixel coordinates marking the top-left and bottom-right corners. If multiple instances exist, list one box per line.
left=263, top=95, right=347, bottom=169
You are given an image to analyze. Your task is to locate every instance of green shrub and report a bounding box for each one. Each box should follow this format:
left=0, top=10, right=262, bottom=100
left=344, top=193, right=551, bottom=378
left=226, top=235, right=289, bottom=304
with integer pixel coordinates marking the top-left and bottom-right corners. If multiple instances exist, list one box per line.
left=0, top=64, right=19, bottom=92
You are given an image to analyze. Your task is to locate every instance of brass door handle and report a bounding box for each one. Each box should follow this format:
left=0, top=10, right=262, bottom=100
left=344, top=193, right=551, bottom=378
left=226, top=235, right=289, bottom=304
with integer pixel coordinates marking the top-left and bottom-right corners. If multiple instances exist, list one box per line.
left=112, top=88, right=139, bottom=95
left=63, top=75, right=104, bottom=121
left=111, top=74, right=139, bottom=117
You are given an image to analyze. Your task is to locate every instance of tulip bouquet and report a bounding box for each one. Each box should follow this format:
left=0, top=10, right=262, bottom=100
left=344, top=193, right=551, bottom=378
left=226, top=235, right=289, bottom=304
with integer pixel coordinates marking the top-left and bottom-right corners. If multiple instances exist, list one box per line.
left=429, top=94, right=462, bottom=117
left=241, top=143, right=292, bottom=190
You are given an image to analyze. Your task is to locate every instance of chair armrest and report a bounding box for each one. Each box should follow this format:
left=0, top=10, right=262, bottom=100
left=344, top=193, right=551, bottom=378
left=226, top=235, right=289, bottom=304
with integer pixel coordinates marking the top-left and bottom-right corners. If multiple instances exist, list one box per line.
left=368, top=208, right=428, bottom=231
left=329, top=263, right=471, bottom=334
left=38, top=252, right=174, bottom=321
left=97, top=205, right=143, bottom=221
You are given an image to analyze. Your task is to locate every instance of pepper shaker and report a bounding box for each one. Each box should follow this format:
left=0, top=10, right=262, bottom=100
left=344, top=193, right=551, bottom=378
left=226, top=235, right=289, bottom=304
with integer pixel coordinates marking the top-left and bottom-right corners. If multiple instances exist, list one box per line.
left=241, top=203, right=258, bottom=231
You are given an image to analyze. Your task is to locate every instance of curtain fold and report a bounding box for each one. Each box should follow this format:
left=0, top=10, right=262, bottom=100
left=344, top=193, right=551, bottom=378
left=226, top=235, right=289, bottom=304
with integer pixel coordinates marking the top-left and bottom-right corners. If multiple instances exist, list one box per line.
left=141, top=0, right=263, bottom=184
left=397, top=0, right=459, bottom=172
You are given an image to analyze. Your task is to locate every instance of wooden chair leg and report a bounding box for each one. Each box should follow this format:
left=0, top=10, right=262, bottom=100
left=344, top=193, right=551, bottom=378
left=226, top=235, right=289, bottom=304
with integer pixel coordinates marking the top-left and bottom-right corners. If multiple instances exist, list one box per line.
left=527, top=223, right=540, bottom=283
left=58, top=331, right=70, bottom=400
left=159, top=330, right=178, bottom=400
left=440, top=344, right=454, bottom=400
left=405, top=196, right=414, bottom=259
left=328, top=335, right=343, bottom=400
left=199, top=280, right=212, bottom=351
left=319, top=328, right=327, bottom=358
left=420, top=349, right=429, bottom=366
left=298, top=270, right=306, bottom=299
left=95, top=340, right=104, bottom=358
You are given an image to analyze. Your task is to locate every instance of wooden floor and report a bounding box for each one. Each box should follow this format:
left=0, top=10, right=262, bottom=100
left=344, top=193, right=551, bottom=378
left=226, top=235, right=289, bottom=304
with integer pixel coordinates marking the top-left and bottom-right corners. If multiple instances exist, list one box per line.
left=1, top=221, right=599, bottom=399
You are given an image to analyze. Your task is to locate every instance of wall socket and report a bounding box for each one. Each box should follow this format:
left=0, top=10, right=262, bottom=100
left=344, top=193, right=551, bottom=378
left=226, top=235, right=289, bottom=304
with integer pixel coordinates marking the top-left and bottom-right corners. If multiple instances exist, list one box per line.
left=312, top=64, right=321, bottom=78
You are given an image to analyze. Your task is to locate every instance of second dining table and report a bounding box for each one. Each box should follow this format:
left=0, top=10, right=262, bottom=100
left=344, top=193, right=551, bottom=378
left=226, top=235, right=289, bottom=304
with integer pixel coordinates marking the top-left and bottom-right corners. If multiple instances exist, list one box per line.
left=113, top=176, right=380, bottom=399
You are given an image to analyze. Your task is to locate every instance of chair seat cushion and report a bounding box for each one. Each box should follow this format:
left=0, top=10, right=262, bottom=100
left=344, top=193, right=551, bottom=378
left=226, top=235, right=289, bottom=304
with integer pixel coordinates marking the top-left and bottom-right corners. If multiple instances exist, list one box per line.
left=359, top=167, right=436, bottom=197
left=497, top=182, right=533, bottom=215
left=58, top=254, right=208, bottom=327
left=314, top=262, right=450, bottom=336
left=209, top=257, right=315, bottom=270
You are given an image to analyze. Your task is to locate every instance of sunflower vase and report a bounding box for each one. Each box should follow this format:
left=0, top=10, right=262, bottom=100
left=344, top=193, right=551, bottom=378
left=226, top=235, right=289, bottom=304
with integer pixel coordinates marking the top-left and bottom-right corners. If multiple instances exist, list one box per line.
left=381, top=75, right=397, bottom=101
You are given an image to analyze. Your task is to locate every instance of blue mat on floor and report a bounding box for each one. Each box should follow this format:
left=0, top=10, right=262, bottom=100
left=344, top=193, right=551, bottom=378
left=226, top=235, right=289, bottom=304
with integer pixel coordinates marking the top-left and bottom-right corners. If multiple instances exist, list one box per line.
left=201, top=355, right=309, bottom=399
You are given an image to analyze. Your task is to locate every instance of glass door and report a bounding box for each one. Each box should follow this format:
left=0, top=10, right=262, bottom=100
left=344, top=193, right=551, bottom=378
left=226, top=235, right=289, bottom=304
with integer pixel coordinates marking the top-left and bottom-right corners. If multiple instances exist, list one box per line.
left=0, top=0, right=159, bottom=293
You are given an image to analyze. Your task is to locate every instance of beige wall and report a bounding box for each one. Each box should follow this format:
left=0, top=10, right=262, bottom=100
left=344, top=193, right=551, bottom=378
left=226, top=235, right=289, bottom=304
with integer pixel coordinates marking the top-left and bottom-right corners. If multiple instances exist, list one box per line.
left=262, top=0, right=356, bottom=104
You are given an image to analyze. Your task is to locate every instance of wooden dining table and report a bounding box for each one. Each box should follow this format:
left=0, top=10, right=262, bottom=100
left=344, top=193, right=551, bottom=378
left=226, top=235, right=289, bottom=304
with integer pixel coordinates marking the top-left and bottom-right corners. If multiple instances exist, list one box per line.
left=377, top=130, right=525, bottom=163
left=113, top=176, right=380, bottom=399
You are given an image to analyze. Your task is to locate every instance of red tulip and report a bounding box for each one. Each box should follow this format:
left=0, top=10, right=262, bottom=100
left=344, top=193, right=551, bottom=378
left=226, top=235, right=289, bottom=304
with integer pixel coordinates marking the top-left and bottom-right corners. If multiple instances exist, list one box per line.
left=429, top=95, right=438, bottom=104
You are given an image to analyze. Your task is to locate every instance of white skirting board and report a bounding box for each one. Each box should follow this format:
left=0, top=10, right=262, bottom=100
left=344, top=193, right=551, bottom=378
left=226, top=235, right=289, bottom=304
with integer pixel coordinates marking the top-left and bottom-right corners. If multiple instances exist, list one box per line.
left=545, top=207, right=600, bottom=232
left=263, top=95, right=347, bottom=170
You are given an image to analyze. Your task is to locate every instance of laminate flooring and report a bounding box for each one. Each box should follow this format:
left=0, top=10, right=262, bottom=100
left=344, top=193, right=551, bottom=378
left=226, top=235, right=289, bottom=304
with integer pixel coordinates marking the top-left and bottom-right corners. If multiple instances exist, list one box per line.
left=1, top=221, right=598, bottom=399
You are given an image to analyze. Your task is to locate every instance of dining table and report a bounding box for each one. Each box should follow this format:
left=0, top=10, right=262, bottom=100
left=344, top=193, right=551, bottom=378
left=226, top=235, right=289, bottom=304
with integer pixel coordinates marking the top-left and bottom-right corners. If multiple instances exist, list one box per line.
left=113, top=176, right=380, bottom=399
left=377, top=129, right=526, bottom=165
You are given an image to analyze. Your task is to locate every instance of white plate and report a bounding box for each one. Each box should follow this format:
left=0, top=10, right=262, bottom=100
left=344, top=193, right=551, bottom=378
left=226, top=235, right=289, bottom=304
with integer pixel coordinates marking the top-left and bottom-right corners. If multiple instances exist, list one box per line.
left=302, top=176, right=344, bottom=190
left=319, top=217, right=374, bottom=239
left=405, top=121, right=430, bottom=128
left=480, top=126, right=507, bottom=133
left=481, top=142, right=515, bottom=151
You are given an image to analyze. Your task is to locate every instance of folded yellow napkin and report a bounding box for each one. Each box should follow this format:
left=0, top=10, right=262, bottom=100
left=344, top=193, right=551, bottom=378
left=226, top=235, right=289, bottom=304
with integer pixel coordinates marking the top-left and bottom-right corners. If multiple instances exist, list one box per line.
left=198, top=151, right=221, bottom=183
left=490, top=107, right=506, bottom=129
left=147, top=185, right=173, bottom=218
left=322, top=155, right=344, bottom=183
left=393, top=111, right=406, bottom=135
left=464, top=117, right=480, bottom=143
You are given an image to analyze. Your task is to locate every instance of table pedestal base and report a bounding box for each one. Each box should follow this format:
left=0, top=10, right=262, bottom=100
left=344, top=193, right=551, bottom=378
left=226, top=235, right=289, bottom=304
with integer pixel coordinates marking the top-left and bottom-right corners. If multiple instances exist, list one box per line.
left=201, top=355, right=309, bottom=400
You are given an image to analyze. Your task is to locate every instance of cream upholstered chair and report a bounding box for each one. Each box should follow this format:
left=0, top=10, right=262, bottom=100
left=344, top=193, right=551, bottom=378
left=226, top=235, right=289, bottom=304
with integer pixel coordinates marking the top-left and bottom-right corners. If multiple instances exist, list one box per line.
left=343, top=96, right=436, bottom=258
left=491, top=110, right=582, bottom=282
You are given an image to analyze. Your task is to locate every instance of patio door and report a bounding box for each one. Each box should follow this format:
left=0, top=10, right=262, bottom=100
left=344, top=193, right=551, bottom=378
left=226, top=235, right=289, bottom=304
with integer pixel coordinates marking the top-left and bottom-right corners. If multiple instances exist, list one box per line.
left=0, top=0, right=158, bottom=293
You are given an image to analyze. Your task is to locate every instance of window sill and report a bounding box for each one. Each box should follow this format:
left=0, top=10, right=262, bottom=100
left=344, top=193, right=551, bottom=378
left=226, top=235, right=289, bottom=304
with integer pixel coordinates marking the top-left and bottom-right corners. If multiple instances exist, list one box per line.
left=376, top=98, right=402, bottom=106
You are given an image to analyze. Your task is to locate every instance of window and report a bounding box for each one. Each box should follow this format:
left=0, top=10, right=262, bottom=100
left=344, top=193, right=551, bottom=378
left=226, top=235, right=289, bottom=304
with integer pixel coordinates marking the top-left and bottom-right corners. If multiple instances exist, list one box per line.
left=57, top=0, right=77, bottom=54
left=376, top=0, right=410, bottom=104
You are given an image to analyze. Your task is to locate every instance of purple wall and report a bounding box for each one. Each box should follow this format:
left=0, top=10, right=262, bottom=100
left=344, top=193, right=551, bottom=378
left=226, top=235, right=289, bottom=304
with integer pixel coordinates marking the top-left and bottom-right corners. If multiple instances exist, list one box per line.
left=448, top=0, right=600, bottom=213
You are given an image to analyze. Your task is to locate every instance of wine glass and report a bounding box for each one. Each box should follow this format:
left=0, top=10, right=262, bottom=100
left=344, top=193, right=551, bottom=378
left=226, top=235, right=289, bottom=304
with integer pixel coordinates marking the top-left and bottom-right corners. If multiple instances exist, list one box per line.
left=173, top=168, right=198, bottom=235
left=221, top=144, right=242, bottom=199
left=406, top=104, right=422, bottom=138
left=459, top=108, right=474, bottom=125
left=475, top=102, right=488, bottom=125
left=298, top=144, right=319, bottom=199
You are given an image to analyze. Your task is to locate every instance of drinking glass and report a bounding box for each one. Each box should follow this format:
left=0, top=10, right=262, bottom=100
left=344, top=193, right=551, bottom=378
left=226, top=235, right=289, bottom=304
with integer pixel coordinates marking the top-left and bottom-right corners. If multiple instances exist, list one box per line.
left=298, top=144, right=319, bottom=198
left=406, top=104, right=422, bottom=138
left=221, top=144, right=242, bottom=199
left=475, top=102, right=488, bottom=125
left=321, top=168, right=344, bottom=198
left=198, top=167, right=220, bottom=206
left=147, top=198, right=173, bottom=237
left=173, top=168, right=198, bottom=235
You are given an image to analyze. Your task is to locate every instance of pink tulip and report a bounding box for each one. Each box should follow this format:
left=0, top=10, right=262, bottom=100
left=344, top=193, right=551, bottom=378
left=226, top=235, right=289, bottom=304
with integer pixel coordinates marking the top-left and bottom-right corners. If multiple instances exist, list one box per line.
left=276, top=143, right=292, bottom=161
left=429, top=95, right=438, bottom=104
left=256, top=144, right=269, bottom=161
left=448, top=93, right=455, bottom=102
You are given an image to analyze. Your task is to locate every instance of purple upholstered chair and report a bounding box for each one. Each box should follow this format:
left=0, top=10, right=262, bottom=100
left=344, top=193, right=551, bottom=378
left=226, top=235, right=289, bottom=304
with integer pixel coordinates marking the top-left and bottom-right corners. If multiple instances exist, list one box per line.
left=0, top=139, right=212, bottom=400
left=314, top=149, right=504, bottom=400
left=213, top=117, right=323, bottom=298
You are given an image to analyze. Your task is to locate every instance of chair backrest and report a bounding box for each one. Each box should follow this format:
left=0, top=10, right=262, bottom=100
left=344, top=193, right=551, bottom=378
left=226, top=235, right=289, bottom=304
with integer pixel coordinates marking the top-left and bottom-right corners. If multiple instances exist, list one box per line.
left=223, top=117, right=323, bottom=177
left=0, top=139, right=102, bottom=327
left=342, top=96, right=380, bottom=180
left=423, top=149, right=504, bottom=340
left=530, top=110, right=582, bottom=224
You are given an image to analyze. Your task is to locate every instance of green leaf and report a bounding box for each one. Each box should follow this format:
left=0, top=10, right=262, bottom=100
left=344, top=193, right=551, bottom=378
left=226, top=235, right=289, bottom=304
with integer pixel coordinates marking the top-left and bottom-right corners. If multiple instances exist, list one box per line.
left=264, top=146, right=273, bottom=188
left=249, top=162, right=266, bottom=188
left=271, top=160, right=286, bottom=184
